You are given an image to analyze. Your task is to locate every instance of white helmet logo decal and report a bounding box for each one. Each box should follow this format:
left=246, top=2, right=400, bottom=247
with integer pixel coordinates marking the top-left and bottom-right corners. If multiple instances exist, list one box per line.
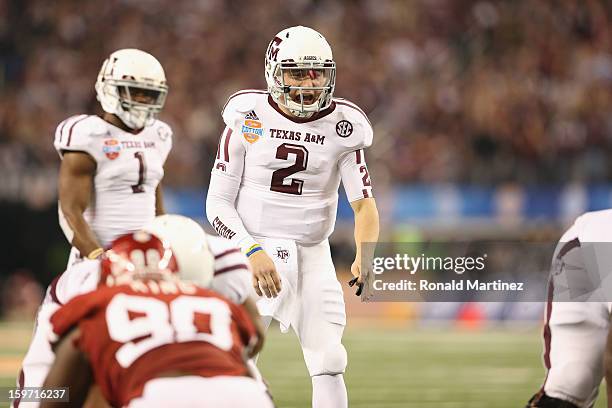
left=267, top=37, right=282, bottom=62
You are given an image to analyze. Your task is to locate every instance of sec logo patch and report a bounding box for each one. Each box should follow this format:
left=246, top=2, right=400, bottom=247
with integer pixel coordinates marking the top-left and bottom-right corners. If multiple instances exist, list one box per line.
left=336, top=120, right=353, bottom=137
left=157, top=126, right=170, bottom=141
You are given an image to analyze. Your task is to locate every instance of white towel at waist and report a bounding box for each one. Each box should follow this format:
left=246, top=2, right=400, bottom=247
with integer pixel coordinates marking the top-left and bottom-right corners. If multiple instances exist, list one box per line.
left=255, top=238, right=298, bottom=333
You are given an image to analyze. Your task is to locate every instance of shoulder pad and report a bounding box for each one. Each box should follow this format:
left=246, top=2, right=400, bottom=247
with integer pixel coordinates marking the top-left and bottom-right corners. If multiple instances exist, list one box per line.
left=221, top=90, right=267, bottom=128
left=154, top=120, right=173, bottom=140
left=152, top=120, right=173, bottom=161
left=574, top=210, right=612, bottom=243
left=332, top=98, right=373, bottom=150
left=53, top=115, right=103, bottom=159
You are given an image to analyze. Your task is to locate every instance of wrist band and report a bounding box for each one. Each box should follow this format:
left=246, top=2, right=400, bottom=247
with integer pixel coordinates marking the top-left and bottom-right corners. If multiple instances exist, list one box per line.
left=246, top=244, right=263, bottom=258
left=87, top=248, right=104, bottom=260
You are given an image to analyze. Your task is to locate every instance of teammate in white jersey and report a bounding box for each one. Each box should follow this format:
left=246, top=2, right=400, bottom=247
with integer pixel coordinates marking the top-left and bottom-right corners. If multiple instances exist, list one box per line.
left=144, top=214, right=265, bottom=355
left=206, top=26, right=380, bottom=408
left=14, top=49, right=172, bottom=407
left=528, top=210, right=612, bottom=408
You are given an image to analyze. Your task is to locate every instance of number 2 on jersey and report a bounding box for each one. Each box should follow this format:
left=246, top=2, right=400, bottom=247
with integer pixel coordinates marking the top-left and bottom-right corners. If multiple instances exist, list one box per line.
left=131, top=152, right=146, bottom=193
left=270, top=143, right=309, bottom=195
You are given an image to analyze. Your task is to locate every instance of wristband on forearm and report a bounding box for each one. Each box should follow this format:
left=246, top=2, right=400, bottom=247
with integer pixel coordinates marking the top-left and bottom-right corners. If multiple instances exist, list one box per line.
left=87, top=247, right=104, bottom=260
left=246, top=244, right=263, bottom=258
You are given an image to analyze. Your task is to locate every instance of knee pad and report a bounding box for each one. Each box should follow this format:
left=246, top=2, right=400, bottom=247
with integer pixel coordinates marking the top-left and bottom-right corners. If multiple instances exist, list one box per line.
left=526, top=392, right=580, bottom=408
left=305, top=343, right=347, bottom=376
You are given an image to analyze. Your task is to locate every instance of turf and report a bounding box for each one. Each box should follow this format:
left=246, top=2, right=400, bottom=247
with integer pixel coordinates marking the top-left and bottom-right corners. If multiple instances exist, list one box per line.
left=0, top=321, right=606, bottom=407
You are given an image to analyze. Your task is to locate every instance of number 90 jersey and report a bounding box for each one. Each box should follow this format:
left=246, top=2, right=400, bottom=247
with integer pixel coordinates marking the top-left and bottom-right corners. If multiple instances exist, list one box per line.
left=54, top=115, right=172, bottom=247
left=48, top=283, right=256, bottom=407
left=208, top=90, right=373, bottom=245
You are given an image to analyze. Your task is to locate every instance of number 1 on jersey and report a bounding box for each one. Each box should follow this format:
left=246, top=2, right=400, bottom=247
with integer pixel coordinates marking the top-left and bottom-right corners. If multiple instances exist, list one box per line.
left=132, top=152, right=146, bottom=193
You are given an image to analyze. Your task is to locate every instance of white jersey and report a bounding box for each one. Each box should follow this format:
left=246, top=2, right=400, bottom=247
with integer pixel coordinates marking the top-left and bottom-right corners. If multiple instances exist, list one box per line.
left=54, top=114, right=172, bottom=248
left=50, top=234, right=252, bottom=307
left=560, top=209, right=612, bottom=244
left=206, top=90, right=373, bottom=250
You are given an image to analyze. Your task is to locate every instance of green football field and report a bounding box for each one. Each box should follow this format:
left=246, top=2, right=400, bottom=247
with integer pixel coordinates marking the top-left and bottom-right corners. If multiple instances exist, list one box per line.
left=0, top=321, right=606, bottom=408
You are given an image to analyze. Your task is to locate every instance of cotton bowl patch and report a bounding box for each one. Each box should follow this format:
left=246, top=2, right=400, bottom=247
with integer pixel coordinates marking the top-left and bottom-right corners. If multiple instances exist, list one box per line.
left=103, top=139, right=121, bottom=160
left=242, top=119, right=264, bottom=144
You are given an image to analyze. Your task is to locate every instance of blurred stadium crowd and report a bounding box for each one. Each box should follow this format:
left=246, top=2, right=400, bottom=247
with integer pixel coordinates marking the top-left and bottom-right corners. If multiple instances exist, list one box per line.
left=1, top=0, right=611, bottom=204
left=0, top=0, right=611, bottom=317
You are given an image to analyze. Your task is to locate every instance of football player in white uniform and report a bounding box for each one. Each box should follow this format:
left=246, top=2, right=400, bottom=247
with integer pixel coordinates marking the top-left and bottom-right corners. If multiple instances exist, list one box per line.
left=206, top=26, right=380, bottom=408
left=528, top=210, right=612, bottom=408
left=144, top=214, right=265, bottom=355
left=14, top=49, right=173, bottom=407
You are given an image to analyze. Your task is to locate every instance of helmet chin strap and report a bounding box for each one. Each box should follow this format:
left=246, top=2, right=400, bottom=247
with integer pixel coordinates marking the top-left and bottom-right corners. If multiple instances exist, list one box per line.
left=287, top=105, right=315, bottom=118
left=117, top=108, right=151, bottom=130
left=280, top=92, right=323, bottom=118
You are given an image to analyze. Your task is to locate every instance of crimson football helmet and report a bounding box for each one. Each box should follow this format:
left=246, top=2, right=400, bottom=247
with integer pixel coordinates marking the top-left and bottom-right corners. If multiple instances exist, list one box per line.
left=100, top=231, right=178, bottom=287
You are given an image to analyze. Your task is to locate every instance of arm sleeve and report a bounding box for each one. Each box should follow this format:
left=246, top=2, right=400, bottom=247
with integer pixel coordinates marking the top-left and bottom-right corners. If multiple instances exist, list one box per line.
left=206, top=126, right=259, bottom=253
left=338, top=148, right=374, bottom=202
left=53, top=115, right=95, bottom=159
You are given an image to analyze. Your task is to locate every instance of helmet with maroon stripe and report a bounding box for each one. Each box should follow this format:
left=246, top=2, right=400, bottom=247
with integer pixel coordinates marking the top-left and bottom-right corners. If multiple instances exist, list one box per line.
left=265, top=26, right=336, bottom=118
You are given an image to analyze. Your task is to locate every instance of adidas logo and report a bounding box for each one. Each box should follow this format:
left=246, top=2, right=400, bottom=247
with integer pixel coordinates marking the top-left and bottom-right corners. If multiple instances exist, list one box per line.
left=245, top=110, right=260, bottom=120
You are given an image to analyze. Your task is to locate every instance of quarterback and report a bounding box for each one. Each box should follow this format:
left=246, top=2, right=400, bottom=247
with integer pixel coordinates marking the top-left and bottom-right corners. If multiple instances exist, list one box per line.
left=206, top=26, right=380, bottom=407
left=15, top=48, right=173, bottom=407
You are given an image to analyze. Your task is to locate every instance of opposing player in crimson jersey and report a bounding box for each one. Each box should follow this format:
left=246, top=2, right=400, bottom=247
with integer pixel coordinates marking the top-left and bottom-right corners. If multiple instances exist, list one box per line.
left=41, top=232, right=273, bottom=408
left=15, top=48, right=173, bottom=407
left=206, top=26, right=380, bottom=408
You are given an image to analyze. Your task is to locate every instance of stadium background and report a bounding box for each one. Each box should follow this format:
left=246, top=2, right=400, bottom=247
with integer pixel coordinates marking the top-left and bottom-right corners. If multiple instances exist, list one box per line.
left=0, top=0, right=610, bottom=406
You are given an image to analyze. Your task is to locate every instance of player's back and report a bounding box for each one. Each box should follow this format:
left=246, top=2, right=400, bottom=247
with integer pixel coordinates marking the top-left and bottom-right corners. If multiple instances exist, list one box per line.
left=49, top=281, right=256, bottom=407
left=54, top=114, right=173, bottom=247
left=214, top=90, right=373, bottom=244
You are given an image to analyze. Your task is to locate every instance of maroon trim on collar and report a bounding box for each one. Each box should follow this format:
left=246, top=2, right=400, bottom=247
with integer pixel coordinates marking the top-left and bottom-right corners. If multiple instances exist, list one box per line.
left=267, top=95, right=336, bottom=123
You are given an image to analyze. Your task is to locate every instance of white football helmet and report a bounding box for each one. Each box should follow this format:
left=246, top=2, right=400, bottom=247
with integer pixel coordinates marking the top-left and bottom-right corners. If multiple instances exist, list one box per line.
left=265, top=26, right=336, bottom=118
left=95, top=49, right=168, bottom=130
left=143, top=214, right=215, bottom=288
